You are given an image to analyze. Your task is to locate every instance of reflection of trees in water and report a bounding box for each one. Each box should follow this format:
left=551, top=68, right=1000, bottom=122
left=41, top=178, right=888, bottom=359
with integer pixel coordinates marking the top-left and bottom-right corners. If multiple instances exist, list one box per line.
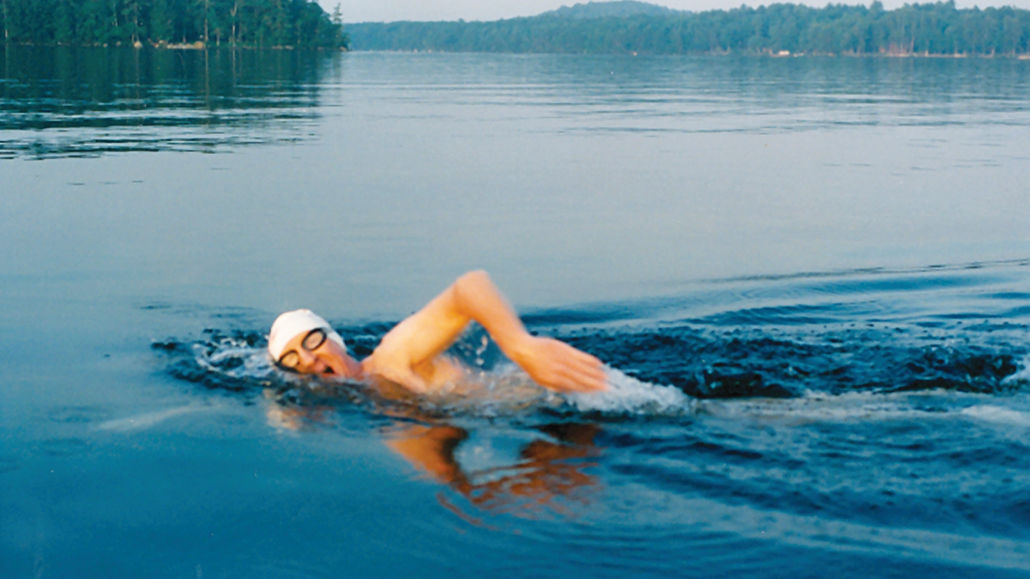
left=0, top=45, right=337, bottom=158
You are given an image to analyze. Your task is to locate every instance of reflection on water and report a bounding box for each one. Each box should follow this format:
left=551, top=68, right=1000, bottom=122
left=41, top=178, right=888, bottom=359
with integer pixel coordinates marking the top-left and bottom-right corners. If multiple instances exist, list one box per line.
left=5, top=49, right=1030, bottom=576
left=257, top=364, right=605, bottom=521
left=6, top=49, right=1029, bottom=160
left=0, top=45, right=334, bottom=158
left=386, top=422, right=601, bottom=522
left=336, top=53, right=1030, bottom=135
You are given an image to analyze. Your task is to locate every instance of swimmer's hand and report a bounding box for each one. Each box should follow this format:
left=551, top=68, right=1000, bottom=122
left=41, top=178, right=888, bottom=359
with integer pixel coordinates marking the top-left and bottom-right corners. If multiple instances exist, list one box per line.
left=510, top=336, right=608, bottom=394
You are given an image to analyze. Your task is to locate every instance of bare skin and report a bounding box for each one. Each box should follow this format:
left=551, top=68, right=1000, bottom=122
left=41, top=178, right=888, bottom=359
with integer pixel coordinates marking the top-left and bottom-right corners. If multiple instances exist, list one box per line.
left=276, top=270, right=608, bottom=394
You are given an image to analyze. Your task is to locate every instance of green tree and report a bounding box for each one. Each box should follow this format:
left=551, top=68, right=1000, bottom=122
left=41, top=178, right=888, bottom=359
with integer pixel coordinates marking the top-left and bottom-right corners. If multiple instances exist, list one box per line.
left=149, top=0, right=174, bottom=42
left=53, top=0, right=77, bottom=44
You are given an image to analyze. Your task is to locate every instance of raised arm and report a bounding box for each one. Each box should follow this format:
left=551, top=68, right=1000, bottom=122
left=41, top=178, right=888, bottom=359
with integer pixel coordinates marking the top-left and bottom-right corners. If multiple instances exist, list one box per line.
left=366, top=270, right=607, bottom=394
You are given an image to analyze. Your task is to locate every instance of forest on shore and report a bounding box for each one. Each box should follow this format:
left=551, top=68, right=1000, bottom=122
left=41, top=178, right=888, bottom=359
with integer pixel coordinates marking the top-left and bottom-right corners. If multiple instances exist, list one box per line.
left=346, top=0, right=1030, bottom=56
left=1, top=0, right=347, bottom=48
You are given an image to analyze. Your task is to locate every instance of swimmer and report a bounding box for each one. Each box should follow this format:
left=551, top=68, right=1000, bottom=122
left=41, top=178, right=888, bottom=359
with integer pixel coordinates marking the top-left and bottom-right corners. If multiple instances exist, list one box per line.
left=267, top=270, right=608, bottom=394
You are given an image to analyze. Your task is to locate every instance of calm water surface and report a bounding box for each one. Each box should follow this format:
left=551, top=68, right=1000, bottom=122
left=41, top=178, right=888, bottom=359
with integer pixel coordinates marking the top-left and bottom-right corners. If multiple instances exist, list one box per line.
left=2, top=47, right=1030, bottom=577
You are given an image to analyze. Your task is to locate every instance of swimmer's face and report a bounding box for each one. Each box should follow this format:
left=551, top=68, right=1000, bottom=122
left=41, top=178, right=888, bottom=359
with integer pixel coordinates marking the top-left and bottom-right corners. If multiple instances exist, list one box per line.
left=276, top=328, right=354, bottom=377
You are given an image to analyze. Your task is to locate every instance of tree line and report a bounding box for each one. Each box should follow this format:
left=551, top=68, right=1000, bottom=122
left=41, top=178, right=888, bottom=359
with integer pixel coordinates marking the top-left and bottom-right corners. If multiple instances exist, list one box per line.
left=1, top=0, right=348, bottom=48
left=346, top=1, right=1030, bottom=56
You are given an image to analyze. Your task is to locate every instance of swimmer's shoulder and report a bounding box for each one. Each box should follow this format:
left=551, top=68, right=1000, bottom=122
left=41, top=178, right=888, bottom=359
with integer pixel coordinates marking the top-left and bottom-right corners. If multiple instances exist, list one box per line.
left=362, top=351, right=465, bottom=394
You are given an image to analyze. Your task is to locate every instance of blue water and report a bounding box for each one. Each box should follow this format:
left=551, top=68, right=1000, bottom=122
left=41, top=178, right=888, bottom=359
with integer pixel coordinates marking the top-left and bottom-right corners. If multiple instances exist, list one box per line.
left=3, top=47, right=1030, bottom=577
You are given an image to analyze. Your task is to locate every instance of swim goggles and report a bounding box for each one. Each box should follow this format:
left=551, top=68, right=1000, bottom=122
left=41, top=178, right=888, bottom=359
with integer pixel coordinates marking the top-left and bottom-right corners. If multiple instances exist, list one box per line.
left=276, top=328, right=328, bottom=369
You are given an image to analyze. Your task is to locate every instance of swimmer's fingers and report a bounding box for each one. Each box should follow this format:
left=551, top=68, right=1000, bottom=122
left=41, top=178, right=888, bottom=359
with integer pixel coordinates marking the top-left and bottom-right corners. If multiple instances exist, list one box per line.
left=550, top=347, right=607, bottom=393
left=556, top=353, right=608, bottom=393
left=514, top=336, right=608, bottom=394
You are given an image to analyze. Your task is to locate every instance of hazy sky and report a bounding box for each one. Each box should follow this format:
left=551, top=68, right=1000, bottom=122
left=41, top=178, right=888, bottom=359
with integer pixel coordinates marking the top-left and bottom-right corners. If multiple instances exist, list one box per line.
left=326, top=0, right=1030, bottom=23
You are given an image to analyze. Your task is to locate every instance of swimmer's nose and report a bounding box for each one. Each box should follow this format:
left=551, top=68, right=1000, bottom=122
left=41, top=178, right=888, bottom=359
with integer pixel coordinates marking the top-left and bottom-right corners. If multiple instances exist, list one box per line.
left=295, top=348, right=323, bottom=372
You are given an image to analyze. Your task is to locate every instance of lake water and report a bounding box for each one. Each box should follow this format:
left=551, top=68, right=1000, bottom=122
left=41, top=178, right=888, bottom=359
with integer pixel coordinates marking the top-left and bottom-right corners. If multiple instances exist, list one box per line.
left=2, top=47, right=1030, bottom=577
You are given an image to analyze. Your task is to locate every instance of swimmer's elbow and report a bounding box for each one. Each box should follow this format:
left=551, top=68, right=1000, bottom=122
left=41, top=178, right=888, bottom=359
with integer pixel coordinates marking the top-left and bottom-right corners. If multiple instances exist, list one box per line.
left=456, top=269, right=491, bottom=288
left=451, top=270, right=493, bottom=307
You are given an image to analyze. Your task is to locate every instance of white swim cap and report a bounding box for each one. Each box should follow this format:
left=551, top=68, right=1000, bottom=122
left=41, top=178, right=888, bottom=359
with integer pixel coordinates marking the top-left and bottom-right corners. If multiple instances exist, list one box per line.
left=267, top=309, right=345, bottom=361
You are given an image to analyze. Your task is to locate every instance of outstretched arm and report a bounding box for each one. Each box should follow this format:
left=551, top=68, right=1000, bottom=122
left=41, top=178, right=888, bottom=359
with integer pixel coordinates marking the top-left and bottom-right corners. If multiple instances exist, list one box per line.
left=367, top=270, right=607, bottom=394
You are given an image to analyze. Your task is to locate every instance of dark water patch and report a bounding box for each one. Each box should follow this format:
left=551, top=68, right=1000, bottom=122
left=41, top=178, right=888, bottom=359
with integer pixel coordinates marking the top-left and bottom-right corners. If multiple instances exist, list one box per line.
left=564, top=322, right=1029, bottom=399
left=889, top=349, right=1022, bottom=394
left=988, top=291, right=1030, bottom=301
left=1002, top=304, right=1030, bottom=319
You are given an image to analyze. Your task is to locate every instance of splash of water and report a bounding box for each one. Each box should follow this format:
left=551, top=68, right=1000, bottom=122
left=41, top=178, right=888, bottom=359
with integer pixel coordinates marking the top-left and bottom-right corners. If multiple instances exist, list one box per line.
left=562, top=368, right=695, bottom=416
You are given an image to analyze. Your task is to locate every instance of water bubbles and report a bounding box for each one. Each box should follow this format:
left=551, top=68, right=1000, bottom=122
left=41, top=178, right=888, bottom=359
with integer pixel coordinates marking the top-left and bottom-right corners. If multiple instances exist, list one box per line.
left=562, top=368, right=696, bottom=417
left=1001, top=353, right=1030, bottom=387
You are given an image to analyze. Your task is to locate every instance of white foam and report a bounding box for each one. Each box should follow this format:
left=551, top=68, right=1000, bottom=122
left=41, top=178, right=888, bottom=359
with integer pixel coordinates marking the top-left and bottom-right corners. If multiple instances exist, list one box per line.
left=960, top=404, right=1030, bottom=427
left=561, top=368, right=696, bottom=416
left=194, top=342, right=276, bottom=380
left=701, top=390, right=950, bottom=424
left=416, top=366, right=696, bottom=418
left=1001, top=353, right=1030, bottom=386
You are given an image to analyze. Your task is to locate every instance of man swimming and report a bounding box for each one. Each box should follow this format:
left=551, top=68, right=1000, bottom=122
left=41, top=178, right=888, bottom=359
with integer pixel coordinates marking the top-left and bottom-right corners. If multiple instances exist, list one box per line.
left=267, top=270, right=608, bottom=394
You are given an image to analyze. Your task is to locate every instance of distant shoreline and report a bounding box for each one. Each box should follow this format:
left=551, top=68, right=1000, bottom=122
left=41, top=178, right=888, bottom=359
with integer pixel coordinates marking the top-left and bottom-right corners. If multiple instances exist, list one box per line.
left=5, top=43, right=1021, bottom=59
left=343, top=1, right=1030, bottom=57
